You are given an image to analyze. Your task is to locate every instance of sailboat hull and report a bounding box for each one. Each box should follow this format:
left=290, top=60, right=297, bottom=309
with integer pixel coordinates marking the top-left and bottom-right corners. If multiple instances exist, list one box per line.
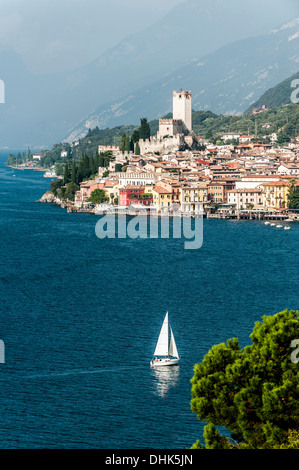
left=150, top=357, right=180, bottom=367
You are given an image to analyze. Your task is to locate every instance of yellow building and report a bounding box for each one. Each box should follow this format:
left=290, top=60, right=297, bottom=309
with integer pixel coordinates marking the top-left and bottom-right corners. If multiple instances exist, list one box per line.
left=179, top=182, right=208, bottom=214
left=151, top=185, right=172, bottom=213
left=262, top=180, right=290, bottom=209
left=103, top=180, right=119, bottom=204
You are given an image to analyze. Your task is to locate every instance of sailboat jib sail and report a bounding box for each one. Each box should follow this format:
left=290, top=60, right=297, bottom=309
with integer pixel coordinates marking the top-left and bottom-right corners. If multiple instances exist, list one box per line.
left=168, top=327, right=179, bottom=359
left=151, top=312, right=180, bottom=367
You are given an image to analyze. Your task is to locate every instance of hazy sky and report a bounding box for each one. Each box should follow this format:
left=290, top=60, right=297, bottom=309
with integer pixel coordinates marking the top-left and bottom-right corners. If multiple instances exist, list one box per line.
left=0, top=0, right=297, bottom=75
left=0, top=0, right=185, bottom=74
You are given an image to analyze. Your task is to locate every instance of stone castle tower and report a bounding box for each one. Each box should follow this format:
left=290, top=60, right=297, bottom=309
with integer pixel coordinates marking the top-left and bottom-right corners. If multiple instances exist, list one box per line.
left=138, top=89, right=194, bottom=155
left=173, top=90, right=192, bottom=133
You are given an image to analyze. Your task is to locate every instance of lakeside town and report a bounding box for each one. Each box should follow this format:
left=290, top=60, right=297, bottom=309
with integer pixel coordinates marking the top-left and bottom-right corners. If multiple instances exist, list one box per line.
left=10, top=90, right=299, bottom=221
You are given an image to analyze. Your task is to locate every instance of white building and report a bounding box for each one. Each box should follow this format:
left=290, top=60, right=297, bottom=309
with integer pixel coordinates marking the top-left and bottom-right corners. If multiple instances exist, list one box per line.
left=117, top=171, right=157, bottom=188
left=277, top=163, right=299, bottom=176
left=235, top=175, right=281, bottom=189
left=239, top=135, right=254, bottom=143
left=221, top=133, right=241, bottom=142
left=33, top=153, right=43, bottom=160
left=227, top=188, right=264, bottom=210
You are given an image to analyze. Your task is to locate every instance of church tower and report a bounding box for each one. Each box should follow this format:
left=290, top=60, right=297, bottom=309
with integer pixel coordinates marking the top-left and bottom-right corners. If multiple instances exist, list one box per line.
left=173, top=90, right=192, bottom=133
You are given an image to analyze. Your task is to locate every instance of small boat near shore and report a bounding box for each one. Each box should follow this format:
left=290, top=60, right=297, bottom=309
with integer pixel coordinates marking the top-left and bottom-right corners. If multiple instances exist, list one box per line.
left=284, top=226, right=291, bottom=230
left=150, top=312, right=180, bottom=367
left=43, top=171, right=57, bottom=178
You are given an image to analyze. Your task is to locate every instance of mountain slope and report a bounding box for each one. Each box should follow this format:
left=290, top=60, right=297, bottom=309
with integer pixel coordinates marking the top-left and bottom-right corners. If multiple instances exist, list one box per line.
left=63, top=16, right=299, bottom=142
left=0, top=0, right=298, bottom=147
left=245, top=71, right=299, bottom=113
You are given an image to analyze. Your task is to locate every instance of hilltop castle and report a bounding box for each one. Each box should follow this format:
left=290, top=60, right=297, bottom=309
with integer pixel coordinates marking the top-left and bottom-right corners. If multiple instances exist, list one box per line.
left=139, top=90, right=195, bottom=155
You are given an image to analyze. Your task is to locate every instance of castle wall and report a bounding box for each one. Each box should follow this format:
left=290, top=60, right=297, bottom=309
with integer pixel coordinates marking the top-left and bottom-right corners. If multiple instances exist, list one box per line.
left=139, top=134, right=184, bottom=155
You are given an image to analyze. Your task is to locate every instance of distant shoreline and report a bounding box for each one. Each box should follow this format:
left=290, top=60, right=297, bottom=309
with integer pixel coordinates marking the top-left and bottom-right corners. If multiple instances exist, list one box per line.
left=6, top=164, right=51, bottom=172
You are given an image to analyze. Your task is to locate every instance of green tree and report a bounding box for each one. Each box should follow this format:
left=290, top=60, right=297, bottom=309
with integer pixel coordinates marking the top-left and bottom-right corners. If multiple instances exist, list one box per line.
left=139, top=118, right=151, bottom=141
left=131, top=129, right=140, bottom=143
left=27, top=147, right=33, bottom=160
left=115, top=163, right=123, bottom=172
left=63, top=160, right=71, bottom=185
left=280, top=430, right=299, bottom=449
left=287, top=179, right=299, bottom=209
left=64, top=182, right=78, bottom=201
left=71, top=161, right=77, bottom=184
left=120, top=134, right=126, bottom=153
left=82, top=154, right=90, bottom=178
left=88, top=189, right=109, bottom=204
left=124, top=134, right=131, bottom=153
left=277, top=130, right=290, bottom=145
left=205, top=129, right=213, bottom=141
left=50, top=179, right=63, bottom=196
left=190, top=309, right=299, bottom=449
left=16, top=152, right=23, bottom=165
left=7, top=154, right=16, bottom=167
left=89, top=154, right=96, bottom=176
left=135, top=141, right=141, bottom=155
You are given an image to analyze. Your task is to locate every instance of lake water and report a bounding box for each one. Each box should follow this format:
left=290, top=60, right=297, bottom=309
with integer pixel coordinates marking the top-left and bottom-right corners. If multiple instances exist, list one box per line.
left=0, top=150, right=298, bottom=449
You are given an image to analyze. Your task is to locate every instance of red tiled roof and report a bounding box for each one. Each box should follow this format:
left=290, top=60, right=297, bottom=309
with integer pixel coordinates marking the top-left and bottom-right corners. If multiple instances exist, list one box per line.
left=153, top=186, right=172, bottom=194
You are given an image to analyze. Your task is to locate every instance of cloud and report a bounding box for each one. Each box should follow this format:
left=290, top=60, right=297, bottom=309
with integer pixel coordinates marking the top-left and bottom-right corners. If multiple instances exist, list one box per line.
left=0, top=12, right=23, bottom=42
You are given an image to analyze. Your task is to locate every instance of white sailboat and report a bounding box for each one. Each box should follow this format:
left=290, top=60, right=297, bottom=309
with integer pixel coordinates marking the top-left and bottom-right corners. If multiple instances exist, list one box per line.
left=150, top=312, right=180, bottom=367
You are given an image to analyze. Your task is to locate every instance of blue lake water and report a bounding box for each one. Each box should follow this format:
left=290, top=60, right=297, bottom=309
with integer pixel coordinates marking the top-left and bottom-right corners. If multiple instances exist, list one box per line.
left=0, top=150, right=298, bottom=449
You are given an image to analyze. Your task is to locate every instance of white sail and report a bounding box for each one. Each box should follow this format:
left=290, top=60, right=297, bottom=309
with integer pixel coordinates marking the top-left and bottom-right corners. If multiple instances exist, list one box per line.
left=154, top=312, right=169, bottom=356
left=168, top=327, right=179, bottom=358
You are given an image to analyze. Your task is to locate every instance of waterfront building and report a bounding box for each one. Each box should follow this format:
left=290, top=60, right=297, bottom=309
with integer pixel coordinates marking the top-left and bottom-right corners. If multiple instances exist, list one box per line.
left=226, top=188, right=264, bottom=210
left=207, top=178, right=237, bottom=203
left=151, top=185, right=173, bottom=213
left=261, top=180, right=293, bottom=210
left=75, top=180, right=104, bottom=207
left=119, top=185, right=145, bottom=207
left=180, top=182, right=208, bottom=215
left=208, top=181, right=225, bottom=203
left=103, top=180, right=119, bottom=204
